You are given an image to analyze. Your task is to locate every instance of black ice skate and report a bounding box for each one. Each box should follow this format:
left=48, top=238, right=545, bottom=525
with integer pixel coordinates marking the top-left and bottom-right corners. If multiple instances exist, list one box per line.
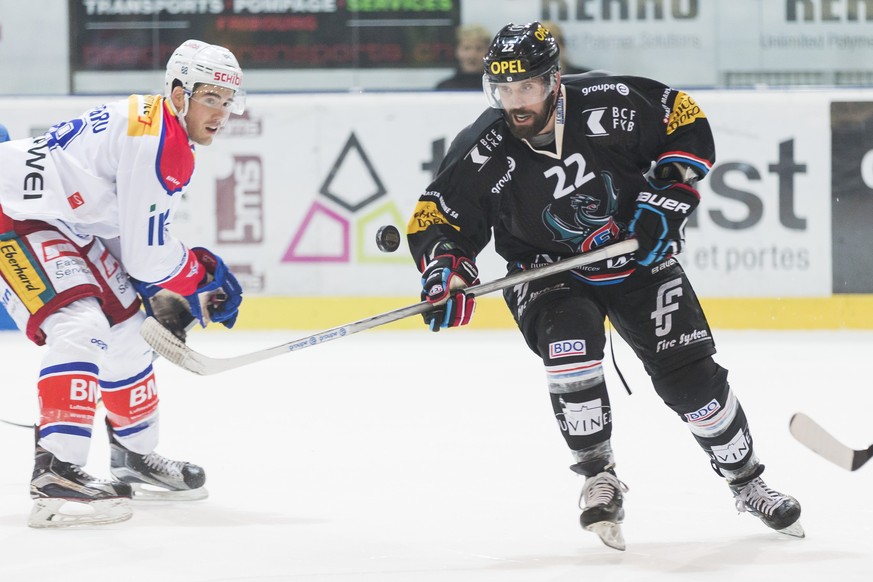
left=576, top=467, right=629, bottom=551
left=29, top=441, right=133, bottom=528
left=729, top=467, right=804, bottom=538
left=107, top=421, right=207, bottom=501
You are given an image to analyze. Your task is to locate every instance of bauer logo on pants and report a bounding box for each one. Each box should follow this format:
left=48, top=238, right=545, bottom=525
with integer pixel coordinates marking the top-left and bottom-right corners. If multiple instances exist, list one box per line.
left=0, top=240, right=50, bottom=313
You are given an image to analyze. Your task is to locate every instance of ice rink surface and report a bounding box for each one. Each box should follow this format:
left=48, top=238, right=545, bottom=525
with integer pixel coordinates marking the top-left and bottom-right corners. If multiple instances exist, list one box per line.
left=0, top=327, right=871, bottom=581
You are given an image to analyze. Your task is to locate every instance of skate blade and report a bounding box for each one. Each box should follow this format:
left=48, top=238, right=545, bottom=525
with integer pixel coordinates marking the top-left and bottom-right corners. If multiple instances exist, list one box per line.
left=130, top=483, right=208, bottom=501
left=585, top=521, right=626, bottom=551
left=777, top=520, right=805, bottom=538
left=28, top=497, right=132, bottom=529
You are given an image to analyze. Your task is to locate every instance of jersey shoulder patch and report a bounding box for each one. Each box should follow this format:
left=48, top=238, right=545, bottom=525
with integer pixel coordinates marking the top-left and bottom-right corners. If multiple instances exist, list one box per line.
left=126, top=94, right=163, bottom=137
left=666, top=91, right=706, bottom=135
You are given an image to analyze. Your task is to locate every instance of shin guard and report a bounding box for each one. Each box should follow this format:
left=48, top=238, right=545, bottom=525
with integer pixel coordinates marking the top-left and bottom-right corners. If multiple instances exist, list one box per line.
left=653, top=358, right=757, bottom=478
left=100, top=366, right=160, bottom=455
left=37, top=363, right=100, bottom=466
left=547, top=360, right=613, bottom=454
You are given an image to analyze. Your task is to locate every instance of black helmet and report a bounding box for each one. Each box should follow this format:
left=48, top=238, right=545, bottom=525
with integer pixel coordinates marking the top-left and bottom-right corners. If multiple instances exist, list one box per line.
left=483, top=22, right=560, bottom=83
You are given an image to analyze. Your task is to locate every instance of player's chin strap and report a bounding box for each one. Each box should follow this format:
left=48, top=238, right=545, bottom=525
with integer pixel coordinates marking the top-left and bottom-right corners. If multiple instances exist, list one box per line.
left=608, top=326, right=633, bottom=396
left=166, top=93, right=189, bottom=133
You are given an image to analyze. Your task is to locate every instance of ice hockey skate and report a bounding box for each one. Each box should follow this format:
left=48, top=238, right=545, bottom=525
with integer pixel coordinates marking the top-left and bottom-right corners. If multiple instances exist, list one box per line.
left=729, top=467, right=804, bottom=538
left=577, top=467, right=629, bottom=551
left=107, top=421, right=208, bottom=501
left=29, top=442, right=133, bottom=528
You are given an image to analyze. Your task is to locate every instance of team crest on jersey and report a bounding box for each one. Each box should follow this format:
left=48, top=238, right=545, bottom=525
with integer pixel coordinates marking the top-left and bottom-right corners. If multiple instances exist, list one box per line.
left=542, top=170, right=620, bottom=252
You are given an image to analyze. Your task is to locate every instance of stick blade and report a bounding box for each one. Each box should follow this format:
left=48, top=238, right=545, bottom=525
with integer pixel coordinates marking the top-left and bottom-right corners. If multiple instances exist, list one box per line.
left=789, top=413, right=862, bottom=471
left=851, top=449, right=873, bottom=472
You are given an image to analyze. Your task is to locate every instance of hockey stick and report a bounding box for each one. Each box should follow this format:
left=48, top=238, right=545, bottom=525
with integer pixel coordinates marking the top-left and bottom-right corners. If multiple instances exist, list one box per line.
left=0, top=417, right=35, bottom=430
left=1, top=397, right=106, bottom=431
left=141, top=239, right=639, bottom=376
left=789, top=413, right=873, bottom=471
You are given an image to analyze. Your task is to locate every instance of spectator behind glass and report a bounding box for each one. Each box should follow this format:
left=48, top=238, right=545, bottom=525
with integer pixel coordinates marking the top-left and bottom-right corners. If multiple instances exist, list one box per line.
left=435, top=24, right=492, bottom=90
left=541, top=20, right=591, bottom=75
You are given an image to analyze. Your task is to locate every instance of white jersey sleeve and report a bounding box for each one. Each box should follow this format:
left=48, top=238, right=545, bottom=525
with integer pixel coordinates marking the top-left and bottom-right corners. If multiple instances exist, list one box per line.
left=0, top=95, right=196, bottom=285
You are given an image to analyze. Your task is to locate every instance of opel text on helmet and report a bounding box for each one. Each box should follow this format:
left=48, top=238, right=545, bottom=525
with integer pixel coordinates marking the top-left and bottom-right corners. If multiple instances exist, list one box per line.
left=482, top=22, right=560, bottom=110
left=165, top=39, right=246, bottom=116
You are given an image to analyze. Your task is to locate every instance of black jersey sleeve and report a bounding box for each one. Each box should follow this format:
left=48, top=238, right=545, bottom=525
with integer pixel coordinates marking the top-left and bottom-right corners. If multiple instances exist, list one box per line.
left=624, top=76, right=716, bottom=181
left=406, top=108, right=503, bottom=271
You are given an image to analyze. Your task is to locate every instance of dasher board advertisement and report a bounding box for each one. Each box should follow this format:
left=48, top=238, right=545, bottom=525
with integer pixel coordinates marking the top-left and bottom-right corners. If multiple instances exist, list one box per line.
left=1, top=88, right=872, bottom=299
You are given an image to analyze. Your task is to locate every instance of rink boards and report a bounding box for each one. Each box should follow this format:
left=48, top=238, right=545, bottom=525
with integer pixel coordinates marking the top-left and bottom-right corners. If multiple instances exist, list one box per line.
left=1, top=89, right=872, bottom=329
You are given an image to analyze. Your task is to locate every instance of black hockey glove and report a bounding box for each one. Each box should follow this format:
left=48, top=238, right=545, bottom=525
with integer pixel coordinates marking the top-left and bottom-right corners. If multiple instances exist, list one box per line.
left=421, top=251, right=479, bottom=332
left=132, top=283, right=196, bottom=341
left=629, top=183, right=700, bottom=266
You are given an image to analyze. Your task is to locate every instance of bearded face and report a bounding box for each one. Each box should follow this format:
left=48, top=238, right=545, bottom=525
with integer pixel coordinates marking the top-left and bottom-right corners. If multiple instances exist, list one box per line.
left=503, top=96, right=556, bottom=140
left=486, top=72, right=560, bottom=140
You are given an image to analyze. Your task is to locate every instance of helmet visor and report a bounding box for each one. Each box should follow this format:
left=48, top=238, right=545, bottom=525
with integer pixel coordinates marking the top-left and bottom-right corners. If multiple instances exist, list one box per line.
left=188, top=85, right=246, bottom=115
left=483, top=69, right=557, bottom=110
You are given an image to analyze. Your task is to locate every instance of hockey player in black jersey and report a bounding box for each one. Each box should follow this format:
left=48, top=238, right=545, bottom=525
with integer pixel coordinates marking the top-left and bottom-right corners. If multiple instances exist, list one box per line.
left=406, top=22, right=803, bottom=550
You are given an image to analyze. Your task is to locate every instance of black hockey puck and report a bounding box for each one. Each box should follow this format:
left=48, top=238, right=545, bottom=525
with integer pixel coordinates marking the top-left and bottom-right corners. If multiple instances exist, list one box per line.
left=375, top=224, right=401, bottom=253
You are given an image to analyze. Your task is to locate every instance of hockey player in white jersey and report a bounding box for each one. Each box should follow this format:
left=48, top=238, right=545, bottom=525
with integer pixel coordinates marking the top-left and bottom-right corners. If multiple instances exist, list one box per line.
left=0, top=40, right=245, bottom=527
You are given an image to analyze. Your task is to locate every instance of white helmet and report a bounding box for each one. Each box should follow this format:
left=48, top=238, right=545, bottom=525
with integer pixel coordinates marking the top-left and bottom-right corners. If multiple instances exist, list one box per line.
left=164, top=39, right=245, bottom=115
